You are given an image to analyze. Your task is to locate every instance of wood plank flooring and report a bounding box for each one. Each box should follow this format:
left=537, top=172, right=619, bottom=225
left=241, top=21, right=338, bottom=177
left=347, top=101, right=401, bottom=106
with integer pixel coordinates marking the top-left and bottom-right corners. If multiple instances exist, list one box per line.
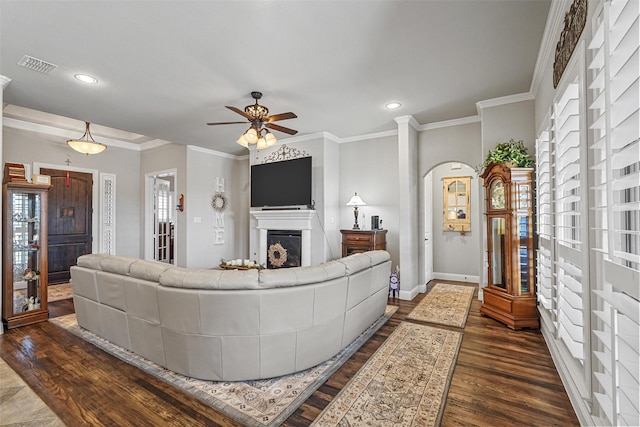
left=0, top=281, right=578, bottom=426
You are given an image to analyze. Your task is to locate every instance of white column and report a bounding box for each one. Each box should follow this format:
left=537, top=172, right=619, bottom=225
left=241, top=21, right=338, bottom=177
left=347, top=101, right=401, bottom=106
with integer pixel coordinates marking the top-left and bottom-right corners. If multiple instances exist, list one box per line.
left=394, top=116, right=422, bottom=299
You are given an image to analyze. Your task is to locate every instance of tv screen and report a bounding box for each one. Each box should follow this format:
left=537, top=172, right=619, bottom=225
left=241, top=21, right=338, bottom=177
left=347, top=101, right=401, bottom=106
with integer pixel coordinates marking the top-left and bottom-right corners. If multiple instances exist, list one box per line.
left=251, top=157, right=312, bottom=208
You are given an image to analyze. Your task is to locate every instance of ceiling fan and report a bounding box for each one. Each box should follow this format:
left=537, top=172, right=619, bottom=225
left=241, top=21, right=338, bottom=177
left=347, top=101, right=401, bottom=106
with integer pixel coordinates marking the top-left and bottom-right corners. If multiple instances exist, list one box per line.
left=207, top=91, right=298, bottom=149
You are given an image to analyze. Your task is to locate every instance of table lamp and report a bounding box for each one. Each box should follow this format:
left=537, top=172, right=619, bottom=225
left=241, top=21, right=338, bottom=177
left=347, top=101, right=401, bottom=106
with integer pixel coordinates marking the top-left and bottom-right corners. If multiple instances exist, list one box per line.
left=346, top=192, right=366, bottom=230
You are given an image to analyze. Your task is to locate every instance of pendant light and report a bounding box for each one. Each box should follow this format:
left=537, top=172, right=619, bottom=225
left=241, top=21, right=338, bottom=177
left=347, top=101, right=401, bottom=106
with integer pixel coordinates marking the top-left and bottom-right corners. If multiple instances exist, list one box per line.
left=67, top=122, right=107, bottom=155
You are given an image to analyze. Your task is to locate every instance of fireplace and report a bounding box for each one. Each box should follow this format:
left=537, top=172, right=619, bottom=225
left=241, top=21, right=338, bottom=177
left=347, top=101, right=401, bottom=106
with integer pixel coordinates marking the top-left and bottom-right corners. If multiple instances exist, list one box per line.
left=266, top=230, right=302, bottom=269
left=251, top=210, right=316, bottom=267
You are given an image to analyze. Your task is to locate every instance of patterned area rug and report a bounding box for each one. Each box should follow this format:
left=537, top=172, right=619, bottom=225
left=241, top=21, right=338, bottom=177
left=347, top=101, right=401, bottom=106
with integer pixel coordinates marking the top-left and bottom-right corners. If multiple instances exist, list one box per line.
left=49, top=305, right=398, bottom=427
left=311, top=322, right=463, bottom=426
left=405, top=283, right=475, bottom=328
left=48, top=283, right=73, bottom=302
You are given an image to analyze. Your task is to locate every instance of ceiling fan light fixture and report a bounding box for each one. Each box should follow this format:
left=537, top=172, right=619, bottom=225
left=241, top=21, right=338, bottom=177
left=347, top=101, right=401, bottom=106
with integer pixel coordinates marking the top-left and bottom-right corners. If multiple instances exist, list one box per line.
left=66, top=122, right=107, bottom=155
left=265, top=130, right=277, bottom=146
left=256, top=136, right=268, bottom=150
left=245, top=127, right=259, bottom=144
left=236, top=134, right=249, bottom=147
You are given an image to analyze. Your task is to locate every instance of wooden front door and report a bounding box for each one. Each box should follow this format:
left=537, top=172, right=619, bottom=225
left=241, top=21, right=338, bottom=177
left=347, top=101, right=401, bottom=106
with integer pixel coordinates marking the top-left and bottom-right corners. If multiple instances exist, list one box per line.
left=41, top=168, right=93, bottom=284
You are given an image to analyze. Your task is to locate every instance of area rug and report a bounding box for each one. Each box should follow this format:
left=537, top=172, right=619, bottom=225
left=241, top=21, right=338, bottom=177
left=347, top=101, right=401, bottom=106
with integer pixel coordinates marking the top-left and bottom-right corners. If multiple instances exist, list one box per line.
left=311, top=322, right=463, bottom=427
left=49, top=305, right=398, bottom=427
left=405, top=283, right=475, bottom=328
left=48, top=283, right=73, bottom=302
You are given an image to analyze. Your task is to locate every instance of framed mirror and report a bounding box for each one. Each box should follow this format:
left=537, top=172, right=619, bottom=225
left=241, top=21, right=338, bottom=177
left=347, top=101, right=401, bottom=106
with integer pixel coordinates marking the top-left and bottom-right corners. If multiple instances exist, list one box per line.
left=443, top=176, right=471, bottom=233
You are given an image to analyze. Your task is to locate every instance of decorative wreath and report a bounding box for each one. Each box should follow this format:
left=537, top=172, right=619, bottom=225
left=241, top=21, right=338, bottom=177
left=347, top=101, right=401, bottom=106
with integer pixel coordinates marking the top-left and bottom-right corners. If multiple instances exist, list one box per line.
left=211, top=193, right=228, bottom=212
left=267, top=242, right=288, bottom=267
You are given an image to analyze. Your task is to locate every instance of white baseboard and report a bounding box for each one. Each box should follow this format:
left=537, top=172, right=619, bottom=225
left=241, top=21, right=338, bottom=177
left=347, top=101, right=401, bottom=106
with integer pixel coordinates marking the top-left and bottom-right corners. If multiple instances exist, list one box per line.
left=398, top=283, right=426, bottom=301
left=432, top=272, right=479, bottom=283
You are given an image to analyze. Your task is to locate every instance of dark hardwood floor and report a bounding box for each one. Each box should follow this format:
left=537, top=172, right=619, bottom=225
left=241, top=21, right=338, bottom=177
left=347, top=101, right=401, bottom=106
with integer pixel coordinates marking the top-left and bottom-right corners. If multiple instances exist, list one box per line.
left=0, top=281, right=579, bottom=426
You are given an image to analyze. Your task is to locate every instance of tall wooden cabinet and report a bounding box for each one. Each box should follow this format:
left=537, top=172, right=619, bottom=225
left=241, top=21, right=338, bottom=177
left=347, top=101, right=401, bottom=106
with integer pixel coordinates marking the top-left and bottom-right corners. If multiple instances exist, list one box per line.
left=480, top=162, right=538, bottom=329
left=2, top=181, right=51, bottom=329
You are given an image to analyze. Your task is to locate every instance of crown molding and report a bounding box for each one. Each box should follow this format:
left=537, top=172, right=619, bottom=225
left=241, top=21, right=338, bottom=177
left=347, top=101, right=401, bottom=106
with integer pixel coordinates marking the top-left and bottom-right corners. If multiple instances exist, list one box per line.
left=530, top=0, right=573, bottom=95
left=419, top=115, right=480, bottom=131
left=3, top=117, right=143, bottom=151
left=340, top=129, right=397, bottom=143
left=187, top=144, right=246, bottom=160
left=476, top=92, right=534, bottom=116
left=393, top=115, right=421, bottom=129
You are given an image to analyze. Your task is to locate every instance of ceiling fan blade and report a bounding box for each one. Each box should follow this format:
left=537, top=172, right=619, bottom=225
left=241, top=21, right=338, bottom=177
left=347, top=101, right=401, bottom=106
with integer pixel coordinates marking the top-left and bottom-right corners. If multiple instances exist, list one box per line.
left=206, top=121, right=247, bottom=126
left=265, top=122, right=298, bottom=135
left=225, top=106, right=252, bottom=120
left=266, top=112, right=297, bottom=122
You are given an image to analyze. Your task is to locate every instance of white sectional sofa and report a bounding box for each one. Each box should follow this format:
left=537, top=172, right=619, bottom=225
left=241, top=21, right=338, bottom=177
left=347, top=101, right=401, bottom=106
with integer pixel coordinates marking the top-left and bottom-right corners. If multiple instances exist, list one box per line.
left=70, top=250, right=391, bottom=381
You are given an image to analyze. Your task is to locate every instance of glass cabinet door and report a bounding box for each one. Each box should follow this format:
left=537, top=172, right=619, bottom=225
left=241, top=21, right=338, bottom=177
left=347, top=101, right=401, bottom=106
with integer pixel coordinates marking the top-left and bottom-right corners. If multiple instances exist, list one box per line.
left=515, top=214, right=532, bottom=295
left=489, top=216, right=507, bottom=289
left=10, top=191, right=43, bottom=316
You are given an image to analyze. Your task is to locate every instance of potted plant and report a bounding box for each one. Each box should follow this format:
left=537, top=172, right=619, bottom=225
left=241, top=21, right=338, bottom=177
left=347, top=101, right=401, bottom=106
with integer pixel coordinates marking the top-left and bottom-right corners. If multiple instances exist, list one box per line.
left=476, top=139, right=534, bottom=173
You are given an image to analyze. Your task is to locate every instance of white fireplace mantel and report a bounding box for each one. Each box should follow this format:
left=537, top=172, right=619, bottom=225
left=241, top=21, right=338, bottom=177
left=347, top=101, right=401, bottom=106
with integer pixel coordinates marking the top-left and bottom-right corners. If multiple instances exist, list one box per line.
left=251, top=209, right=316, bottom=267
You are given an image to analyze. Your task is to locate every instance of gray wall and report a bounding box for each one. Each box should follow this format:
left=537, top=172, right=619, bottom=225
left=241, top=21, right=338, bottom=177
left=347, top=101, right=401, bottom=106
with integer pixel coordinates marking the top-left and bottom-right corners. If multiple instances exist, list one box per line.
left=3, top=126, right=142, bottom=257
left=340, top=135, right=399, bottom=269
left=430, top=162, right=480, bottom=277
left=185, top=147, right=248, bottom=268
left=417, top=121, right=483, bottom=284
left=140, top=143, right=187, bottom=264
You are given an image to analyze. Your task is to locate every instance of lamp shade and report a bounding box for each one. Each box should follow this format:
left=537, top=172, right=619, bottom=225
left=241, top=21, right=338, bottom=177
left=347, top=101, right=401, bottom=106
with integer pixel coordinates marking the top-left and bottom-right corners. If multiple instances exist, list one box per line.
left=66, top=122, right=107, bottom=155
left=346, top=193, right=366, bottom=206
left=256, top=137, right=268, bottom=150
left=245, top=127, right=258, bottom=143
left=236, top=134, right=249, bottom=147
left=265, top=131, right=277, bottom=146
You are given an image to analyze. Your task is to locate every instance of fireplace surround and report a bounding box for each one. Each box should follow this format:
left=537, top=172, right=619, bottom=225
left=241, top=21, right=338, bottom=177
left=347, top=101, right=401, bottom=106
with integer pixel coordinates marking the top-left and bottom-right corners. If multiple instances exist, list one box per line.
left=251, top=210, right=316, bottom=267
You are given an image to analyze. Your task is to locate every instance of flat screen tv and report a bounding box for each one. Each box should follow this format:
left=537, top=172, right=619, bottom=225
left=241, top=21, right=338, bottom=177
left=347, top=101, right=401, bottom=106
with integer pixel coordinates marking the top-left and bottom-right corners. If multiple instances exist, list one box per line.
left=251, top=157, right=312, bottom=208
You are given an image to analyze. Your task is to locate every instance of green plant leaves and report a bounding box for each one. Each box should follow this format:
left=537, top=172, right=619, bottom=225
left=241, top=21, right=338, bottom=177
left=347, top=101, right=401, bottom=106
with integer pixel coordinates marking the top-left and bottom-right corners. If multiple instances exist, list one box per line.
left=476, top=139, right=534, bottom=173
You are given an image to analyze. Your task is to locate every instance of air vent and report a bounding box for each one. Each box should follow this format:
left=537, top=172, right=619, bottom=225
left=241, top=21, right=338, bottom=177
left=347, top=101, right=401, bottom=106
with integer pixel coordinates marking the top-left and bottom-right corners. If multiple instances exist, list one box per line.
left=17, top=55, right=57, bottom=74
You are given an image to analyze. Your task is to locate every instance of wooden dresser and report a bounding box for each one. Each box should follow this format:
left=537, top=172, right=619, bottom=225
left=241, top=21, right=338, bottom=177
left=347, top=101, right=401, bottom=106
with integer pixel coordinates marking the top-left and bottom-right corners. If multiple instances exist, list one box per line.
left=340, top=229, right=387, bottom=257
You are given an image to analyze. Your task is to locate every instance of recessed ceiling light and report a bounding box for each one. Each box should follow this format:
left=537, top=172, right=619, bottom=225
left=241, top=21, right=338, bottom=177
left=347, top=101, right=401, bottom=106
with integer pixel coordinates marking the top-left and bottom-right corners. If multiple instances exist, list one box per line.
left=385, top=102, right=402, bottom=110
left=74, top=74, right=98, bottom=84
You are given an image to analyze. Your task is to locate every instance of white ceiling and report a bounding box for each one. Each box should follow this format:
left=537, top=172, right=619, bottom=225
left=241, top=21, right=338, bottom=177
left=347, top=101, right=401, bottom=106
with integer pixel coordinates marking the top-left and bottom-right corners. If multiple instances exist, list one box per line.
left=1, top=1, right=550, bottom=156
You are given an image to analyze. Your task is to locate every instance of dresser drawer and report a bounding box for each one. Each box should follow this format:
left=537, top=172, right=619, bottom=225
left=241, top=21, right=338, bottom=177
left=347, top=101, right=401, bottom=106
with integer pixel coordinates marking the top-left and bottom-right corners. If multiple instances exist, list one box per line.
left=342, top=233, right=373, bottom=245
left=340, top=230, right=387, bottom=257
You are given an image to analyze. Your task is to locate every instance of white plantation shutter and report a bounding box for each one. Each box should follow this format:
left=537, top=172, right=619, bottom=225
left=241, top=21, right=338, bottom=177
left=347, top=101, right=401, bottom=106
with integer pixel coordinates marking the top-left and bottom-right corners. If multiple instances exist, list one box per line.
left=587, top=2, right=640, bottom=426
left=100, top=173, right=116, bottom=255
left=552, top=51, right=590, bottom=393
left=536, top=125, right=556, bottom=328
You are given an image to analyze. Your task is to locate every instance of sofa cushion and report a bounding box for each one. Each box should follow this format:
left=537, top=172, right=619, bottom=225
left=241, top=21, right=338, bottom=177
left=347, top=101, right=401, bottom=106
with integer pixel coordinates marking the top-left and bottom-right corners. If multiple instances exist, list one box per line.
left=76, top=253, right=109, bottom=270
left=160, top=267, right=259, bottom=290
left=364, top=250, right=391, bottom=266
left=100, top=256, right=137, bottom=275
left=130, top=259, right=173, bottom=282
left=338, top=253, right=371, bottom=275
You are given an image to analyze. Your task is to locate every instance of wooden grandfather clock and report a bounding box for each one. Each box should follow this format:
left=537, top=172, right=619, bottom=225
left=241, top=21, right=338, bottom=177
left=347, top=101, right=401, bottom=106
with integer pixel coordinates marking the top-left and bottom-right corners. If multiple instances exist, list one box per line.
left=480, top=162, right=538, bottom=330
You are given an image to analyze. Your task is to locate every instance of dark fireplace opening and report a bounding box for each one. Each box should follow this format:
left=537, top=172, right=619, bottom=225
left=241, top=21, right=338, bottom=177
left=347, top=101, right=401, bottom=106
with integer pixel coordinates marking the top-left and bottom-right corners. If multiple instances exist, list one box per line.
left=266, top=230, right=302, bottom=269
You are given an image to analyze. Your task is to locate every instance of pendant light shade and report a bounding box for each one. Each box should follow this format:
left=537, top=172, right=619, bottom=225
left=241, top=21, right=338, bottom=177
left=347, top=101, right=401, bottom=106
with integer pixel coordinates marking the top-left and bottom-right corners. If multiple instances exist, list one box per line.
left=67, top=122, right=107, bottom=155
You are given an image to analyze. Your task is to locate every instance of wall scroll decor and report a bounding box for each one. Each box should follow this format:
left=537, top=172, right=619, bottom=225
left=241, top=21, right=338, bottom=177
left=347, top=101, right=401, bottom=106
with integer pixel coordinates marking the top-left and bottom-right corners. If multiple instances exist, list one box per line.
left=213, top=177, right=225, bottom=245
left=553, top=0, right=587, bottom=88
left=262, top=144, right=310, bottom=163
